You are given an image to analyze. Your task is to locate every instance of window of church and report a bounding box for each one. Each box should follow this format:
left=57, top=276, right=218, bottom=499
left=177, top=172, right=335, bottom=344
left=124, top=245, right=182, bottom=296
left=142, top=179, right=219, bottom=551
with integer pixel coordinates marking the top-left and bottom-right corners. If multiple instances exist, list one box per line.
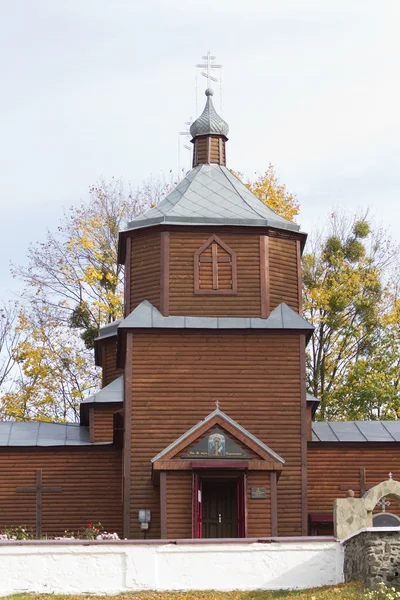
left=194, top=235, right=237, bottom=295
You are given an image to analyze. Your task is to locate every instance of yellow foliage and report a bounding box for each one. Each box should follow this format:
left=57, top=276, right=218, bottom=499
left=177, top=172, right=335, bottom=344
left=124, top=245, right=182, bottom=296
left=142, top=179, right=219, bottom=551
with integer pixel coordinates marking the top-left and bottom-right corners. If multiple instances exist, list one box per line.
left=231, top=164, right=300, bottom=222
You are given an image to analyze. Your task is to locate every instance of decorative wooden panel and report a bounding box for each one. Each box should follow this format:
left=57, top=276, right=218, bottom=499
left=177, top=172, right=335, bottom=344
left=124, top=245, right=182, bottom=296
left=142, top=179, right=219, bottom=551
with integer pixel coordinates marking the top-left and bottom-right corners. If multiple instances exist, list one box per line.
left=101, top=337, right=123, bottom=388
left=194, top=235, right=237, bottom=295
left=269, top=237, right=299, bottom=313
left=130, top=230, right=161, bottom=312
left=0, top=446, right=122, bottom=537
left=128, top=331, right=302, bottom=539
left=169, top=230, right=260, bottom=316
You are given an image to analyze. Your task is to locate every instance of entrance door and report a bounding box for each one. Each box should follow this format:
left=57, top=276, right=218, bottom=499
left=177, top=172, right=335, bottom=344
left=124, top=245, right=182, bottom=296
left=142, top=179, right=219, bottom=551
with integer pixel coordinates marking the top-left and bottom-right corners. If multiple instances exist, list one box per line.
left=202, top=480, right=237, bottom=538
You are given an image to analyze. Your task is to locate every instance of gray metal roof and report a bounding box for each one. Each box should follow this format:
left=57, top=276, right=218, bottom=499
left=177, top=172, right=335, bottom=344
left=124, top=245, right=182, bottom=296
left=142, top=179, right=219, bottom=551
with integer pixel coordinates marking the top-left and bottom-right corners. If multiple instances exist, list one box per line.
left=0, top=422, right=110, bottom=447
left=118, top=300, right=314, bottom=332
left=152, top=407, right=285, bottom=464
left=122, top=164, right=300, bottom=234
left=81, top=376, right=123, bottom=405
left=118, top=300, right=314, bottom=333
left=97, top=319, right=121, bottom=340
left=306, top=392, right=319, bottom=403
left=312, top=421, right=400, bottom=442
left=190, top=89, right=229, bottom=139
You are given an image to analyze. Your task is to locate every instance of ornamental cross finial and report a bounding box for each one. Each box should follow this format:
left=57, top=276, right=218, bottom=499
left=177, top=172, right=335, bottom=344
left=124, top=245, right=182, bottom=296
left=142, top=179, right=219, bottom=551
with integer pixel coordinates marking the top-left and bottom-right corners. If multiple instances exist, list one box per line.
left=195, top=51, right=222, bottom=91
left=389, top=472, right=393, bottom=480
left=215, top=400, right=220, bottom=410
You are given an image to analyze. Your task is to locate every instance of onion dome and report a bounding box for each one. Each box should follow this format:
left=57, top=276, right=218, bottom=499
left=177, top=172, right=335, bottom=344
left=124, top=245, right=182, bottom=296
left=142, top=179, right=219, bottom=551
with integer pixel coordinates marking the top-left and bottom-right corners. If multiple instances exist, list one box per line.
left=190, top=89, right=229, bottom=139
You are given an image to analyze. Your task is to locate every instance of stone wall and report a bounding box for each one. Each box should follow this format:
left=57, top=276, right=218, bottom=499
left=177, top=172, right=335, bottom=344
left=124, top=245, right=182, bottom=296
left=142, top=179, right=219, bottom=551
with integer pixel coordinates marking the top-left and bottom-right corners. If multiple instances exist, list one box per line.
left=343, top=529, right=400, bottom=589
left=0, top=538, right=343, bottom=595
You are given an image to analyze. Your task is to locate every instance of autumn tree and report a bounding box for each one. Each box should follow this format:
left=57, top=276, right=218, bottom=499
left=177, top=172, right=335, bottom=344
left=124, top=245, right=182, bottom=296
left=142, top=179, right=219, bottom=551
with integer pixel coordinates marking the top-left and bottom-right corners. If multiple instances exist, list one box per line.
left=0, top=305, right=96, bottom=421
left=232, top=164, right=300, bottom=221
left=303, top=211, right=399, bottom=420
left=0, top=303, right=21, bottom=393
left=5, top=175, right=174, bottom=421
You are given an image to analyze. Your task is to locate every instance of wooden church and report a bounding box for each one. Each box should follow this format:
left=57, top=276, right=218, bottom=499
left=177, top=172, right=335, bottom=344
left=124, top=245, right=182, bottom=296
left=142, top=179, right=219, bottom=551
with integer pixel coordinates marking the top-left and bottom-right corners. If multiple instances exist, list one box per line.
left=1, top=88, right=400, bottom=540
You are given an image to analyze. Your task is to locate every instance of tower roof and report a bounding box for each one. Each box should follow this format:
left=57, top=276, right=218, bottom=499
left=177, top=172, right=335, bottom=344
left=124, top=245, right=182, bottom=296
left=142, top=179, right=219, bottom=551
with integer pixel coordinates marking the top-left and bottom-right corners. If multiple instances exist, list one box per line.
left=190, top=89, right=229, bottom=139
left=122, top=164, right=300, bottom=234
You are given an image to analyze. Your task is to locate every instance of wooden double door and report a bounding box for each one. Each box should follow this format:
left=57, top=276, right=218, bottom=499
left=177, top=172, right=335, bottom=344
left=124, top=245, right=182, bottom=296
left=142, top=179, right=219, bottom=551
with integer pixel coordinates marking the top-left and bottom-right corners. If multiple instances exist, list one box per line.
left=202, top=480, right=237, bottom=538
left=193, top=474, right=247, bottom=538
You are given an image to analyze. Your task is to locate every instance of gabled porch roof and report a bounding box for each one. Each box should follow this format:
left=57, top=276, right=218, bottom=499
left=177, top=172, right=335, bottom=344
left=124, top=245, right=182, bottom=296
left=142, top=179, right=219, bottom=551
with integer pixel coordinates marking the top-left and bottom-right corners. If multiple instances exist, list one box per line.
left=152, top=407, right=285, bottom=468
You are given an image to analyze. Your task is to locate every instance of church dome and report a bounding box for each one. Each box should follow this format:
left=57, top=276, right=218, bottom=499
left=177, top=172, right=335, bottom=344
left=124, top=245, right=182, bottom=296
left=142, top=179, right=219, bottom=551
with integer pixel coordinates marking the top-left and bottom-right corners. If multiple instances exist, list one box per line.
left=190, top=89, right=229, bottom=139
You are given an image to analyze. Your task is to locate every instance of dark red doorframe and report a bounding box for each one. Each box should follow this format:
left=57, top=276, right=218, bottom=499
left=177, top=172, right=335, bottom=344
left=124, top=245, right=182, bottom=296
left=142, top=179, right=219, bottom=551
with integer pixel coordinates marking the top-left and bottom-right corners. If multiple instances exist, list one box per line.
left=192, top=472, right=247, bottom=539
left=192, top=472, right=203, bottom=538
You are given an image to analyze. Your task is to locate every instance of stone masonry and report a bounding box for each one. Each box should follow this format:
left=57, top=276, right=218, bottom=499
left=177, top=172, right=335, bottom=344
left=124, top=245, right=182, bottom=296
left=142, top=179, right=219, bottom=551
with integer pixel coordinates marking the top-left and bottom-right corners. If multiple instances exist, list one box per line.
left=344, top=530, right=400, bottom=589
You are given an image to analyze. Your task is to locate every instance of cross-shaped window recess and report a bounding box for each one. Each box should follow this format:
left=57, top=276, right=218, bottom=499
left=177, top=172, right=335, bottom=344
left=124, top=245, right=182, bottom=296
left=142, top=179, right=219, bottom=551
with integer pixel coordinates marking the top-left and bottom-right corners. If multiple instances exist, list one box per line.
left=194, top=235, right=237, bottom=295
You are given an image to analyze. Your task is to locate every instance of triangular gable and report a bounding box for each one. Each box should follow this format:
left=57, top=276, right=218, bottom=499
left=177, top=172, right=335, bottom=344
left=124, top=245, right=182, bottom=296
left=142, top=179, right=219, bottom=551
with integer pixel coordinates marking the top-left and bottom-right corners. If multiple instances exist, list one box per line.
left=181, top=427, right=250, bottom=460
left=151, top=408, right=285, bottom=466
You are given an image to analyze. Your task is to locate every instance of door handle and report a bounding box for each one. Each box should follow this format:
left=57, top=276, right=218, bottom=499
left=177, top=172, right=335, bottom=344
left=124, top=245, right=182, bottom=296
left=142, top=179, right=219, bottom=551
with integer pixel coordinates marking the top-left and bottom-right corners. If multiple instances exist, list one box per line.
left=218, top=513, right=222, bottom=523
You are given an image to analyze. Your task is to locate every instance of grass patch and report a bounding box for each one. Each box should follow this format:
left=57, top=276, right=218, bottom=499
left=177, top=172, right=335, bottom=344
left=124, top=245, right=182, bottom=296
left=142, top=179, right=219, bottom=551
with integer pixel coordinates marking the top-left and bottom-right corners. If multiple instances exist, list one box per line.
left=4, top=581, right=364, bottom=600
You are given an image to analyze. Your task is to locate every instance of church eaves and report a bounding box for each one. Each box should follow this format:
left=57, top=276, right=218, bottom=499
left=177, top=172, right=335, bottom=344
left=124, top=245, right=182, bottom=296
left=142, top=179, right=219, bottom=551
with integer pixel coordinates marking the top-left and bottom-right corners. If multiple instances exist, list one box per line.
left=121, top=164, right=300, bottom=235
left=116, top=299, right=313, bottom=334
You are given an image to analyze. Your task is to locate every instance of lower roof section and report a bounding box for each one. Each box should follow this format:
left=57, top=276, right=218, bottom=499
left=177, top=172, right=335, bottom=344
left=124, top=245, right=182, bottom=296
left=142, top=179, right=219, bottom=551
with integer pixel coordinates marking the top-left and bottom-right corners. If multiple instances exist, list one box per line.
left=0, top=421, right=111, bottom=447
left=117, top=300, right=314, bottom=333
left=312, top=420, right=400, bottom=443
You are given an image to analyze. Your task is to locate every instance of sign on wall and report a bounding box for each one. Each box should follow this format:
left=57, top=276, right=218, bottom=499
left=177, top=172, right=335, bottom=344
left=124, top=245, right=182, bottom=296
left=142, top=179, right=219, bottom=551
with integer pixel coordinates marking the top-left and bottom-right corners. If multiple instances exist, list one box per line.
left=182, top=427, right=249, bottom=459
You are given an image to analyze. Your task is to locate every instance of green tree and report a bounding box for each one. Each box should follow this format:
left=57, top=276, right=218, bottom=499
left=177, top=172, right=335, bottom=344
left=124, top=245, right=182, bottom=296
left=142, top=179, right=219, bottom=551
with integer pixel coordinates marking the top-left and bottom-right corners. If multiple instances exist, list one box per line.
left=303, top=211, right=398, bottom=420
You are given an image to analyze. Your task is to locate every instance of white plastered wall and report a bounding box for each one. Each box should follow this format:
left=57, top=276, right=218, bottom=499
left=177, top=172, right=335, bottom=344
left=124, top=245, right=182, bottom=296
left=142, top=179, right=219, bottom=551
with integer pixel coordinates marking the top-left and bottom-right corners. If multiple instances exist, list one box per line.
left=0, top=540, right=343, bottom=595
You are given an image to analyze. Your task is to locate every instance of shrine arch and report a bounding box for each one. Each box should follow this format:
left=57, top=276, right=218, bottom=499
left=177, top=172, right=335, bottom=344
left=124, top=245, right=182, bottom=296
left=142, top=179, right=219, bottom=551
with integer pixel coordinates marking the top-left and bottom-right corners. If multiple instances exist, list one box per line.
left=364, top=479, right=400, bottom=527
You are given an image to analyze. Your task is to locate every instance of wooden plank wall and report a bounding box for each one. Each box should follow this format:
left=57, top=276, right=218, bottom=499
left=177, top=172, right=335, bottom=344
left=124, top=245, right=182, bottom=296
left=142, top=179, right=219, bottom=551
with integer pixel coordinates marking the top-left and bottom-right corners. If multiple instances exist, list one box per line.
left=269, top=237, right=299, bottom=313
left=169, top=231, right=261, bottom=316
left=247, top=472, right=271, bottom=537
left=128, top=331, right=302, bottom=539
left=308, top=443, right=400, bottom=518
left=0, top=446, right=122, bottom=536
left=165, top=471, right=192, bottom=539
left=130, top=231, right=161, bottom=312
left=90, top=405, right=120, bottom=443
left=101, top=337, right=123, bottom=388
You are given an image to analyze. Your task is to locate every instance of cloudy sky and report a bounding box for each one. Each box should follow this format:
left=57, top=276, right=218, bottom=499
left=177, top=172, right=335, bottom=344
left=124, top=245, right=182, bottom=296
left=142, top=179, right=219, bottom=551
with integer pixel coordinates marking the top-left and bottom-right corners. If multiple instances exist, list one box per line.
left=1, top=0, right=399, bottom=300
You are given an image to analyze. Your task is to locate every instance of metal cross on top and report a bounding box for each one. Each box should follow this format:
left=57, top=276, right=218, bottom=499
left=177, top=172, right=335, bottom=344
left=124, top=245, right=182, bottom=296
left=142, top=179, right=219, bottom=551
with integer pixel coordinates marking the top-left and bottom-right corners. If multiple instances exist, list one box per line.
left=17, top=469, right=62, bottom=538
left=215, top=400, right=220, bottom=410
left=196, top=51, right=222, bottom=90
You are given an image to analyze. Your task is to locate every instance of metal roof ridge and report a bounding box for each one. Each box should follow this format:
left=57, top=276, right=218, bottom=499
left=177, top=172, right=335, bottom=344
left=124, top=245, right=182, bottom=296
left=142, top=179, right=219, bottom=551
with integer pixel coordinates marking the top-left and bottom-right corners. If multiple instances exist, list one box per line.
left=353, top=421, right=368, bottom=441
left=380, top=421, right=396, bottom=442
left=327, top=422, right=340, bottom=441
left=218, top=167, right=270, bottom=221
left=311, top=423, right=322, bottom=442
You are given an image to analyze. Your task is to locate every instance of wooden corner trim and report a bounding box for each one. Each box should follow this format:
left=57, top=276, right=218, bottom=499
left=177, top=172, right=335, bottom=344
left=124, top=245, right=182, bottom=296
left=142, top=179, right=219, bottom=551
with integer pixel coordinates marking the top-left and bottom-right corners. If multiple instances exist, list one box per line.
left=260, top=235, right=270, bottom=318
left=296, top=239, right=303, bottom=315
left=89, top=406, right=95, bottom=443
left=270, top=471, right=278, bottom=536
left=160, top=471, right=167, bottom=539
left=300, top=334, right=308, bottom=535
left=123, top=332, right=133, bottom=539
left=160, top=231, right=170, bottom=316
left=124, top=237, right=131, bottom=318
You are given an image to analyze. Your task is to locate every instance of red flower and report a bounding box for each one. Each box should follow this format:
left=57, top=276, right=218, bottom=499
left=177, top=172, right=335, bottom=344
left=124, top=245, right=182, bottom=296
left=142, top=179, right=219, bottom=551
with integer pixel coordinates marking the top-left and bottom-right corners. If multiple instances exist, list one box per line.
left=86, top=524, right=91, bottom=529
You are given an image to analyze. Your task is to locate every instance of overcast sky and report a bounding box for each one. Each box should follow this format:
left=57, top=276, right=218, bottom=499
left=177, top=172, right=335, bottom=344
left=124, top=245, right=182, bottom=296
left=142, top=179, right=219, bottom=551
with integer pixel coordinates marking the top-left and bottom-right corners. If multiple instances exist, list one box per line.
left=1, top=0, right=399, bottom=300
